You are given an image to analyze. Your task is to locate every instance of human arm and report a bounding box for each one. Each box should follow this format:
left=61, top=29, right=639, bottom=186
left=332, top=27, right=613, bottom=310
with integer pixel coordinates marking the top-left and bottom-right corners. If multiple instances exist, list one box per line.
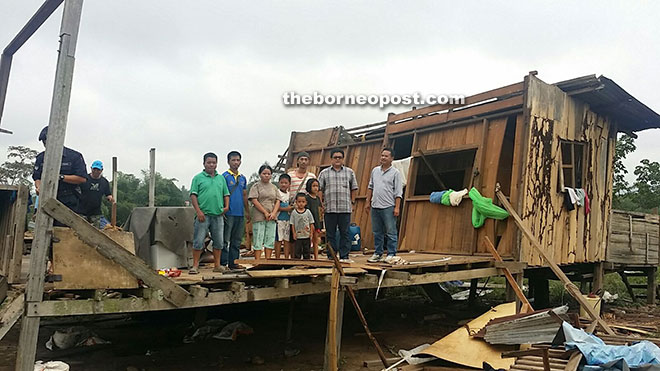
left=61, top=174, right=86, bottom=184
left=34, top=180, right=41, bottom=195
left=223, top=195, right=230, bottom=214
left=270, top=200, right=280, bottom=221
left=364, top=188, right=372, bottom=213
left=251, top=198, right=270, bottom=218
left=242, top=189, right=250, bottom=222
left=106, top=195, right=114, bottom=203
left=291, top=221, right=297, bottom=240
left=393, top=169, right=403, bottom=217
left=190, top=194, right=205, bottom=222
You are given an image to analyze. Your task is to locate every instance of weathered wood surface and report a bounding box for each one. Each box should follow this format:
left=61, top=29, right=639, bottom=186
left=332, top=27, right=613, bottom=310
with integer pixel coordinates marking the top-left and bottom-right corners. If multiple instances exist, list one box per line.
left=52, top=227, right=139, bottom=289
left=607, top=210, right=659, bottom=265
left=247, top=267, right=365, bottom=278
left=32, top=267, right=510, bottom=317
left=41, top=198, right=190, bottom=307
left=518, top=75, right=613, bottom=266
left=496, top=189, right=615, bottom=335
left=0, top=184, right=28, bottom=283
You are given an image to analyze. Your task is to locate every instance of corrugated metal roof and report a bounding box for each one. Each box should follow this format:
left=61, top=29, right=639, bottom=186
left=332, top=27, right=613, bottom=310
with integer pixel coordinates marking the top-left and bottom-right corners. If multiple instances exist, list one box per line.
left=555, top=74, right=660, bottom=132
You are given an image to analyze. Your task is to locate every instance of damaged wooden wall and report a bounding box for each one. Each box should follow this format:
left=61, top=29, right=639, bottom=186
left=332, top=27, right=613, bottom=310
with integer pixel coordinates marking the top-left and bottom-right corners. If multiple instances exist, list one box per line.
left=289, top=139, right=384, bottom=250
left=519, top=75, right=614, bottom=266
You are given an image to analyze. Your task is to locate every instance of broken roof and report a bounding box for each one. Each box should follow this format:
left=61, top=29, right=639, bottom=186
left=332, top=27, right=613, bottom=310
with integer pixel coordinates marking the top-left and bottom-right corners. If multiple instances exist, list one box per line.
left=555, top=74, right=660, bottom=133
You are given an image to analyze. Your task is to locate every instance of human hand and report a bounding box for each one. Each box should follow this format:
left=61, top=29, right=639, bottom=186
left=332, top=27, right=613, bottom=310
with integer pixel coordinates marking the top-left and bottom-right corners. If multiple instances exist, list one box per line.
left=394, top=207, right=400, bottom=217
left=364, top=204, right=370, bottom=213
left=196, top=211, right=206, bottom=223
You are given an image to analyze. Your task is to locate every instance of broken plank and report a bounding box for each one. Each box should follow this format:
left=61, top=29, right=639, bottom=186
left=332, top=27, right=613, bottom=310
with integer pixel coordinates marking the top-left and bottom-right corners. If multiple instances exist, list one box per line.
left=483, top=236, right=533, bottom=312
left=41, top=198, right=190, bottom=307
left=0, top=293, right=24, bottom=341
left=495, top=189, right=615, bottom=336
left=246, top=267, right=366, bottom=278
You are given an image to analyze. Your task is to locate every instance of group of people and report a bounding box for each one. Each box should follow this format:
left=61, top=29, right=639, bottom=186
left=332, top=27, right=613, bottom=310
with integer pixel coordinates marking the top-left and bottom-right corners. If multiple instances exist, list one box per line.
left=32, top=126, right=114, bottom=227
left=189, top=146, right=404, bottom=274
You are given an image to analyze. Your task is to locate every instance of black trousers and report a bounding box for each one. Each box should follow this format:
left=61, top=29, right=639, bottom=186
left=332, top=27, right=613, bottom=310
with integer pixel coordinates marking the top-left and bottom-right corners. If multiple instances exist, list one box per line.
left=294, top=238, right=311, bottom=259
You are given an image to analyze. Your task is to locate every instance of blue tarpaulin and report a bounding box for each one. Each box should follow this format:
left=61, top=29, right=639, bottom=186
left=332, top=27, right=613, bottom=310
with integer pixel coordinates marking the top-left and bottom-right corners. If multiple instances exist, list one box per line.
left=558, top=322, right=660, bottom=370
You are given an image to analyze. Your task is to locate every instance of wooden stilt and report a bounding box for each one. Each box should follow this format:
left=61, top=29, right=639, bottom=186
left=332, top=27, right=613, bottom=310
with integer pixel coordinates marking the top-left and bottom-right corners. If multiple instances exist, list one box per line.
left=647, top=267, right=657, bottom=305
left=15, top=1, right=84, bottom=369
left=468, top=278, right=479, bottom=304
left=324, top=268, right=341, bottom=371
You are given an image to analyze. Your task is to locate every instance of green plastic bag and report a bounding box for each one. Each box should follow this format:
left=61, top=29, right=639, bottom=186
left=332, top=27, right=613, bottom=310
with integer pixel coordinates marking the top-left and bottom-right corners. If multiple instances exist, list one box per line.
left=469, top=187, right=509, bottom=228
left=441, top=190, right=453, bottom=206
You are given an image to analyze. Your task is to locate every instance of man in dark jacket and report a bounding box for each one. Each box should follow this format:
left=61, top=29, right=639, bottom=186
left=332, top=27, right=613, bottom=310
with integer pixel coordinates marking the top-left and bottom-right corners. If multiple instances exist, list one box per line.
left=32, top=126, right=87, bottom=216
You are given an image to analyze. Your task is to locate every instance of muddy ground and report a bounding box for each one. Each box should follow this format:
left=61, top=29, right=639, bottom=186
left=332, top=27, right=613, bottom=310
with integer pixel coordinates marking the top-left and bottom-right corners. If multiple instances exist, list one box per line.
left=2, top=284, right=659, bottom=371
left=1, top=288, right=480, bottom=371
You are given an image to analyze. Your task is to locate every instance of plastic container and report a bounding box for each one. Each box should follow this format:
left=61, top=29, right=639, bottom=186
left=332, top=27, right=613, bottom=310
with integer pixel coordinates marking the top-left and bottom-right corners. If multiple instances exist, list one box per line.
left=333, top=223, right=362, bottom=252
left=579, top=295, right=602, bottom=319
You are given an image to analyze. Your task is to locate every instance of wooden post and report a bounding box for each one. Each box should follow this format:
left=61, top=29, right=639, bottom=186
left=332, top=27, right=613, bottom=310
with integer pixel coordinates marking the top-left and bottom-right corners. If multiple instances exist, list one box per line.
left=592, top=262, right=604, bottom=293
left=324, top=267, right=340, bottom=371
left=495, top=188, right=615, bottom=335
left=8, top=185, right=28, bottom=283
left=16, top=1, right=83, bottom=369
left=111, top=156, right=117, bottom=226
left=149, top=148, right=156, bottom=207
left=468, top=278, right=479, bottom=304
left=647, top=267, right=657, bottom=305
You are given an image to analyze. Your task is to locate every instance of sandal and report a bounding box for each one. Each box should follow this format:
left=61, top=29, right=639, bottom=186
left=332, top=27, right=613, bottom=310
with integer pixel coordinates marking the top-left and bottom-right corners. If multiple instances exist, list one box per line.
left=188, top=267, right=199, bottom=275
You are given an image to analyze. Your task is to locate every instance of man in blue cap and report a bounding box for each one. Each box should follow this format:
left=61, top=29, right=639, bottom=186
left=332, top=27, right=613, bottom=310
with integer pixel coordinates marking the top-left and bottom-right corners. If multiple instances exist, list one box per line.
left=80, top=160, right=114, bottom=228
left=32, top=126, right=87, bottom=217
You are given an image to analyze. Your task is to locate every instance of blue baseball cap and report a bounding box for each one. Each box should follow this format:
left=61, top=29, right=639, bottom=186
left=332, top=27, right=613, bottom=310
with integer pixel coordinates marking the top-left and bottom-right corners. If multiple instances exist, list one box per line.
left=91, top=160, right=103, bottom=170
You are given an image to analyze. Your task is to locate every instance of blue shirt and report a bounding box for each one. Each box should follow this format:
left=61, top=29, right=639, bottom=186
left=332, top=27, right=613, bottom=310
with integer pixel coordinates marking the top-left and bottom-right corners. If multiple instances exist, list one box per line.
left=222, top=170, right=247, bottom=216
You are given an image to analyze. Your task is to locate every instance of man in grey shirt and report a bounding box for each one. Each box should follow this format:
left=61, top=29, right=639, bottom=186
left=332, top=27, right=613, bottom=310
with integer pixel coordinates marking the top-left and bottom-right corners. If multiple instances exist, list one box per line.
left=365, top=148, right=403, bottom=263
left=318, top=148, right=358, bottom=262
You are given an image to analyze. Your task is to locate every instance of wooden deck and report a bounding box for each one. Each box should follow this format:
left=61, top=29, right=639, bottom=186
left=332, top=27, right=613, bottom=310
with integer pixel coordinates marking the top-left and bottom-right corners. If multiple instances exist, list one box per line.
left=9, top=252, right=516, bottom=318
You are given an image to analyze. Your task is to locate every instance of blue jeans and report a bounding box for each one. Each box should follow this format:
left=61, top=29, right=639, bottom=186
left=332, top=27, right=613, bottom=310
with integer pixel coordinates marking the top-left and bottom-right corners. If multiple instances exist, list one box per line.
left=222, top=215, right=244, bottom=267
left=193, top=214, right=224, bottom=250
left=372, top=207, right=398, bottom=256
left=324, top=213, right=351, bottom=259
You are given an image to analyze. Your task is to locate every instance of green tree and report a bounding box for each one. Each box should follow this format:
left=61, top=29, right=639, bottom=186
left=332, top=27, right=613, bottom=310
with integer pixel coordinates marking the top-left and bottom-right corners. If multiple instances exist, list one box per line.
left=631, top=159, right=660, bottom=212
left=613, top=134, right=636, bottom=198
left=107, top=170, right=186, bottom=226
left=0, top=146, right=38, bottom=188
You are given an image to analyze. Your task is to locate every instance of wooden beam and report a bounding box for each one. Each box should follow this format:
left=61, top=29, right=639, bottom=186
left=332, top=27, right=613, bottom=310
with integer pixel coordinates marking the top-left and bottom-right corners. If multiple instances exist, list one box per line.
left=388, top=82, right=524, bottom=123
left=41, top=198, right=190, bottom=307
left=0, top=293, right=24, bottom=341
left=483, top=236, right=533, bottom=313
left=324, top=268, right=340, bottom=371
left=418, top=149, right=446, bottom=189
left=32, top=267, right=510, bottom=317
left=8, top=185, right=28, bottom=283
left=495, top=189, right=615, bottom=335
left=387, top=94, right=524, bottom=135
left=148, top=148, right=155, bottom=207
left=111, top=156, right=117, bottom=226
left=17, top=1, right=84, bottom=369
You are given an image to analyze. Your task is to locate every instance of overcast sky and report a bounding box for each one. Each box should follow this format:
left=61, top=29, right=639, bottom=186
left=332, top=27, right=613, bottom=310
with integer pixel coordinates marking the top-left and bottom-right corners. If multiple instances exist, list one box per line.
left=1, top=1, right=659, bottom=190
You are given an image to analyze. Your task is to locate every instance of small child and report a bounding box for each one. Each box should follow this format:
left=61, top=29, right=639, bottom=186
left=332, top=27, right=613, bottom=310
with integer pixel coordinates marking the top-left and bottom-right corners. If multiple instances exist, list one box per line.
left=275, top=174, right=293, bottom=259
left=305, top=178, right=322, bottom=260
left=290, top=193, right=315, bottom=259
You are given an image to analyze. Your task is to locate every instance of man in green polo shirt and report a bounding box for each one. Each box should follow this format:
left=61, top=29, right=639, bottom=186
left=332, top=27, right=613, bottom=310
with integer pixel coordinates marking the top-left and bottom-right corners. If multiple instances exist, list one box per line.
left=190, top=152, right=230, bottom=274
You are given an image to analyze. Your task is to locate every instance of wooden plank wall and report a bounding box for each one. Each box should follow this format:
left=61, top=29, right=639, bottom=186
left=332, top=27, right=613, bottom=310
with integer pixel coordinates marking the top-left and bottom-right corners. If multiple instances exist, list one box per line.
left=289, top=141, right=384, bottom=251
left=607, top=210, right=659, bottom=265
left=519, top=75, right=614, bottom=266
left=400, top=115, right=520, bottom=256
left=0, top=185, right=28, bottom=283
